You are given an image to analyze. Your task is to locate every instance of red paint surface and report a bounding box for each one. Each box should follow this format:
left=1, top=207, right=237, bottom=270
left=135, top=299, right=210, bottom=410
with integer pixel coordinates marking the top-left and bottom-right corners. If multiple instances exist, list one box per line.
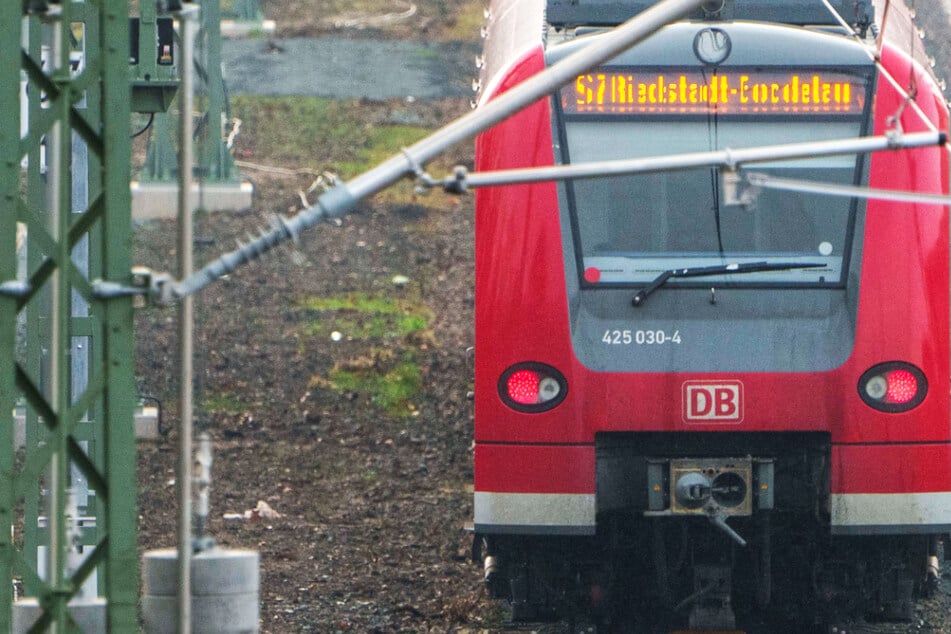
left=473, top=35, right=951, bottom=503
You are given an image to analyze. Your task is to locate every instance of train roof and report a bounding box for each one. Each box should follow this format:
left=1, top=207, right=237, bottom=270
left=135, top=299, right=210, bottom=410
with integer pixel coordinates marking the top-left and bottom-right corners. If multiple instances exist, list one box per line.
left=547, top=0, right=874, bottom=31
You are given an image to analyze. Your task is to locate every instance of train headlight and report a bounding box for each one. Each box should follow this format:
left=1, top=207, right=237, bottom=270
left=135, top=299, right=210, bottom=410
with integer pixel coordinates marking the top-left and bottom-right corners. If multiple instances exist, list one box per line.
left=858, top=362, right=927, bottom=412
left=499, top=363, right=568, bottom=413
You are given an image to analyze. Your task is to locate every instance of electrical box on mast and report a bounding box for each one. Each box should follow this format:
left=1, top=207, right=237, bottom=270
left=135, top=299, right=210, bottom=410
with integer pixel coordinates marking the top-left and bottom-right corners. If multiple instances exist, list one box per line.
left=129, top=1, right=192, bottom=113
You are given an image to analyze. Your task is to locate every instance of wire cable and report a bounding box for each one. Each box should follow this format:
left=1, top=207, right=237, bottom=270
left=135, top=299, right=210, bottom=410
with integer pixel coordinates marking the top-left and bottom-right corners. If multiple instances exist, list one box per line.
left=745, top=171, right=951, bottom=206
left=820, top=0, right=947, bottom=145
left=131, top=112, right=155, bottom=138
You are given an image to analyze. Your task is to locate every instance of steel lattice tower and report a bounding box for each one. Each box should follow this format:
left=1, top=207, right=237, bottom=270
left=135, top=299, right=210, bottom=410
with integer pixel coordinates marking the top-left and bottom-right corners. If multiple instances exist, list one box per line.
left=0, top=1, right=138, bottom=630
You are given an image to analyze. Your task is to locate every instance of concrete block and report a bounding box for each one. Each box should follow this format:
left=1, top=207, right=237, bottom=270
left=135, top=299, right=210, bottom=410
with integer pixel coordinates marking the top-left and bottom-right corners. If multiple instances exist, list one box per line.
left=13, top=598, right=107, bottom=634
left=131, top=181, right=254, bottom=220
left=136, top=405, right=161, bottom=441
left=12, top=405, right=161, bottom=447
left=142, top=548, right=260, bottom=633
left=221, top=19, right=276, bottom=38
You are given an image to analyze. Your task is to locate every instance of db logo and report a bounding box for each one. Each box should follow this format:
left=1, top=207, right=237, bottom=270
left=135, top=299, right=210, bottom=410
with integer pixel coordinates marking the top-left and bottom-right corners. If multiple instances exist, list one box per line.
left=683, top=381, right=744, bottom=423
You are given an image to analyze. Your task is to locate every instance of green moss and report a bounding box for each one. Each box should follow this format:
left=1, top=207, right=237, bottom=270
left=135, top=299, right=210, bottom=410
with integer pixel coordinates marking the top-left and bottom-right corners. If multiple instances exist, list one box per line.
left=203, top=392, right=246, bottom=415
left=301, top=293, right=406, bottom=314
left=300, top=293, right=432, bottom=341
left=336, top=125, right=430, bottom=178
left=300, top=293, right=433, bottom=416
left=330, top=357, right=423, bottom=415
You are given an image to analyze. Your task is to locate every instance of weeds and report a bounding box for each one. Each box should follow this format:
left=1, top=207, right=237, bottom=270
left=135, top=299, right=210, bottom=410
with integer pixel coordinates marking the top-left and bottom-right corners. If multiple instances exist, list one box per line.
left=330, top=355, right=423, bottom=414
left=300, top=293, right=434, bottom=417
left=300, top=293, right=433, bottom=341
left=203, top=392, right=247, bottom=415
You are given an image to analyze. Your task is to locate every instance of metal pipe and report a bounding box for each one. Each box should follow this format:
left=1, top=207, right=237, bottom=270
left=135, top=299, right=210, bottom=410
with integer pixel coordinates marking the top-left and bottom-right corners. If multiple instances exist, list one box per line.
left=166, top=0, right=708, bottom=300
left=195, top=433, right=212, bottom=540
left=433, top=131, right=946, bottom=188
left=745, top=171, right=951, bottom=205
left=176, top=6, right=199, bottom=633
left=46, top=11, right=72, bottom=631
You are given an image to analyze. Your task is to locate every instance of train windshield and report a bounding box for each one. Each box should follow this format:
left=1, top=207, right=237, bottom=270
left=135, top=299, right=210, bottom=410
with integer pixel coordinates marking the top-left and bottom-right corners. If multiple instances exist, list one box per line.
left=562, top=98, right=868, bottom=287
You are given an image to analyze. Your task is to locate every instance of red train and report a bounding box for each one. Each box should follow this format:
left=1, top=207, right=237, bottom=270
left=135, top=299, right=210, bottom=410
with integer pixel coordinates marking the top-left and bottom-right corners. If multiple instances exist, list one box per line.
left=470, top=0, right=950, bottom=630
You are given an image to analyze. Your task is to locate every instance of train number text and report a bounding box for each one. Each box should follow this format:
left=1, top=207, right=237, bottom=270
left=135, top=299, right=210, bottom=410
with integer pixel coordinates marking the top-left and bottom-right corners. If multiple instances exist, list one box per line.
left=601, top=329, right=682, bottom=345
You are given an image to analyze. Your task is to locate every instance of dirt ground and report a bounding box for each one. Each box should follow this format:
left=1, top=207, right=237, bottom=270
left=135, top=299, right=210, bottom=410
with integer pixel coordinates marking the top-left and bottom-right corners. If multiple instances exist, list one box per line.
left=133, top=96, right=494, bottom=631
left=130, top=2, right=951, bottom=633
left=135, top=2, right=492, bottom=630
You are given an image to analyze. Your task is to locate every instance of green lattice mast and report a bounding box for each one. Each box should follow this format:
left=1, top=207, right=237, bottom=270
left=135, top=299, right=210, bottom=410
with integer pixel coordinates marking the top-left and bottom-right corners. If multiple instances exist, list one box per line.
left=0, top=1, right=138, bottom=630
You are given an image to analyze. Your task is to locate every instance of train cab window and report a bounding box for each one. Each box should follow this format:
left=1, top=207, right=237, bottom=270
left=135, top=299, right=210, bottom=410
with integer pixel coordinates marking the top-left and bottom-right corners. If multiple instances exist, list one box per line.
left=560, top=104, right=867, bottom=288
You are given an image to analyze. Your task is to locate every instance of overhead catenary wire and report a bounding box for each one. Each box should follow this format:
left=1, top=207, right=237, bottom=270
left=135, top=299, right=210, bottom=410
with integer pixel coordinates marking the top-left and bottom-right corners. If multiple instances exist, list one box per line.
left=423, top=130, right=945, bottom=190
left=820, top=0, right=948, bottom=146
left=160, top=0, right=710, bottom=302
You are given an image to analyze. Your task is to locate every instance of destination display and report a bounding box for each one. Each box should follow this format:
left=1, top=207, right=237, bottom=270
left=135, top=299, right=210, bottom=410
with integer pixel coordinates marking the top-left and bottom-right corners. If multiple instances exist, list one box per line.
left=563, top=68, right=867, bottom=116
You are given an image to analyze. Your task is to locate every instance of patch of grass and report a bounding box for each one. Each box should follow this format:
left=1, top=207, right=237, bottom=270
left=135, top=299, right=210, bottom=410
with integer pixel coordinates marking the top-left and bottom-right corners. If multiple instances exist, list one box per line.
left=203, top=392, right=246, bottom=415
left=230, top=96, right=365, bottom=168
left=329, top=356, right=423, bottom=415
left=337, top=124, right=444, bottom=204
left=301, top=293, right=407, bottom=314
left=361, top=469, right=380, bottom=484
left=300, top=293, right=433, bottom=417
left=300, top=293, right=432, bottom=341
left=336, top=125, right=430, bottom=178
left=229, top=95, right=462, bottom=206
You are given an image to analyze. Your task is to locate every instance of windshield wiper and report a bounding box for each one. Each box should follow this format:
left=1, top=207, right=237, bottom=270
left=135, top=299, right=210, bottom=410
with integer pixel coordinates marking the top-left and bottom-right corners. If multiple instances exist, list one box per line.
left=631, top=261, right=826, bottom=307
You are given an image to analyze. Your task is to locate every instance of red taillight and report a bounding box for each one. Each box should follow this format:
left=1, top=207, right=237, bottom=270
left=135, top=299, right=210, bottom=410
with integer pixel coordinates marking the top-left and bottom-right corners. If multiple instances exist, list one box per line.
left=498, top=363, right=568, bottom=413
left=885, top=369, right=917, bottom=404
left=507, top=369, right=540, bottom=405
left=858, top=362, right=927, bottom=412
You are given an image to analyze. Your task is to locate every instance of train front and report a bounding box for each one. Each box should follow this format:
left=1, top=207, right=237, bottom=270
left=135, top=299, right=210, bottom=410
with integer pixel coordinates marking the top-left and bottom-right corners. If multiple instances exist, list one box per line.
left=472, top=0, right=950, bottom=629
